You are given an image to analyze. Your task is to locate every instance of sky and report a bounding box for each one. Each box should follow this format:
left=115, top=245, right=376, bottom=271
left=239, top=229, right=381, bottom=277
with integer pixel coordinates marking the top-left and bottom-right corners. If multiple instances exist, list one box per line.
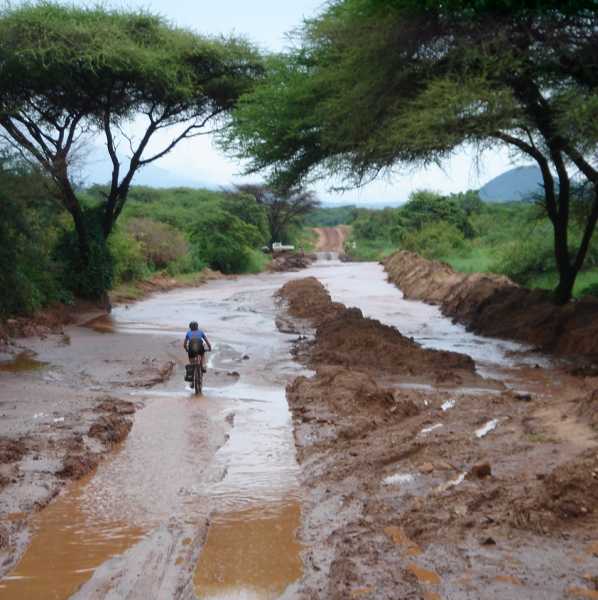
left=85, top=0, right=521, bottom=205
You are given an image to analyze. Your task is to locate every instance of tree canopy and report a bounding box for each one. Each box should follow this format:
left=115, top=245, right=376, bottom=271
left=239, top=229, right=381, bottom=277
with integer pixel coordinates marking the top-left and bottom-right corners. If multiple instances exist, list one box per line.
left=0, top=2, right=262, bottom=295
left=222, top=0, right=598, bottom=302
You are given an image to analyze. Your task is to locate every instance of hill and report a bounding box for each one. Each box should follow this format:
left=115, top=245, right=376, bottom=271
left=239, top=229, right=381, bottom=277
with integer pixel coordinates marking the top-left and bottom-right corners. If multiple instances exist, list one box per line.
left=479, top=165, right=543, bottom=203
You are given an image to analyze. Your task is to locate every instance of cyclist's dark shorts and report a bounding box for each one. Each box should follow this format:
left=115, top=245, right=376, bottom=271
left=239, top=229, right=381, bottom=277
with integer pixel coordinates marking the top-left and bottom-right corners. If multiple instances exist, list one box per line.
left=188, top=346, right=205, bottom=360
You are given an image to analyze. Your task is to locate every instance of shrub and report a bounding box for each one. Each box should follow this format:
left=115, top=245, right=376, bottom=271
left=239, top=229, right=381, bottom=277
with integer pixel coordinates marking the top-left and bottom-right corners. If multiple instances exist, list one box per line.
left=126, top=218, right=189, bottom=269
left=490, top=229, right=555, bottom=284
left=190, top=209, right=263, bottom=273
left=108, top=228, right=148, bottom=284
left=401, top=221, right=466, bottom=260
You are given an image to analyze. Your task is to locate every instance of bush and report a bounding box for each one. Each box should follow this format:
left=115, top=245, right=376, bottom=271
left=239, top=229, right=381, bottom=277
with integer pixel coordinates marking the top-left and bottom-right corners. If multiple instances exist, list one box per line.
left=126, top=218, right=189, bottom=269
left=0, top=159, right=69, bottom=315
left=190, top=209, right=263, bottom=273
left=490, top=228, right=555, bottom=284
left=578, top=281, right=598, bottom=298
left=401, top=221, right=466, bottom=260
left=108, top=228, right=148, bottom=284
left=55, top=220, right=114, bottom=300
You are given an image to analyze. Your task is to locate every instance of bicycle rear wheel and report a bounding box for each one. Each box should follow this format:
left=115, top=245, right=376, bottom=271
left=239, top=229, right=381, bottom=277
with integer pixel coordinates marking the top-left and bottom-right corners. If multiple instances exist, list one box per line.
left=194, top=363, right=202, bottom=395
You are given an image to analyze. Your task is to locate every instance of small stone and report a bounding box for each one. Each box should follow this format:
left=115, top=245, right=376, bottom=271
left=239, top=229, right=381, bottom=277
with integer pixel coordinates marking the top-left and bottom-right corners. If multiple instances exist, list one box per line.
left=480, top=536, right=496, bottom=546
left=242, top=355, right=250, bottom=360
left=468, top=462, right=492, bottom=479
left=419, top=462, right=434, bottom=474
left=514, top=392, right=532, bottom=402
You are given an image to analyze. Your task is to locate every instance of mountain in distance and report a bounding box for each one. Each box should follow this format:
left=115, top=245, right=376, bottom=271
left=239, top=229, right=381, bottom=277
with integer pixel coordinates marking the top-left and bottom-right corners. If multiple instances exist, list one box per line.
left=79, top=147, right=217, bottom=189
left=479, top=165, right=543, bottom=203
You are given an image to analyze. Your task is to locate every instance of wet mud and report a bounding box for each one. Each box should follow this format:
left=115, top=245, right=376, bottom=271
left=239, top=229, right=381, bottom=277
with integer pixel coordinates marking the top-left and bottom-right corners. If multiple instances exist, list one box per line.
left=2, top=255, right=597, bottom=599
left=385, top=250, right=598, bottom=360
left=278, top=273, right=598, bottom=599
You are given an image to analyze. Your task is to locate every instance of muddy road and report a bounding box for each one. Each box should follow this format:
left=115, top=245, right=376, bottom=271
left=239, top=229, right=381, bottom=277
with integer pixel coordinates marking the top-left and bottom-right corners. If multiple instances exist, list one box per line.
left=0, top=257, right=597, bottom=599
left=313, top=226, right=350, bottom=254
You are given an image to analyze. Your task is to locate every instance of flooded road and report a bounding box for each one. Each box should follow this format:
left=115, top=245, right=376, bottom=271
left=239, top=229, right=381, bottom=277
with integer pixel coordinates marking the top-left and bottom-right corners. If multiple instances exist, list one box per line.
left=0, top=258, right=548, bottom=599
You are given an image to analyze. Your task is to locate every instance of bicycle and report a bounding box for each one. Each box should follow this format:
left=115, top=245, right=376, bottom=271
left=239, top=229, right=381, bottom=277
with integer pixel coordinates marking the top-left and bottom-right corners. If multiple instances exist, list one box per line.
left=190, top=354, right=204, bottom=395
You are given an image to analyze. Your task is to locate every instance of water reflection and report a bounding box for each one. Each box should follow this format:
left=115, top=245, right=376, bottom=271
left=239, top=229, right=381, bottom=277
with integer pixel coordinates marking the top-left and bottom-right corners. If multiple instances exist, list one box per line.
left=195, top=502, right=302, bottom=600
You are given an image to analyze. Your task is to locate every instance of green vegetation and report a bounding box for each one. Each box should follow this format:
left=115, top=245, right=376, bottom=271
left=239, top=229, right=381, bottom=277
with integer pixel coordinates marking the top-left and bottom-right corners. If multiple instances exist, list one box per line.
left=0, top=2, right=262, bottom=298
left=343, top=189, right=598, bottom=299
left=222, top=0, right=598, bottom=303
left=0, top=156, right=325, bottom=318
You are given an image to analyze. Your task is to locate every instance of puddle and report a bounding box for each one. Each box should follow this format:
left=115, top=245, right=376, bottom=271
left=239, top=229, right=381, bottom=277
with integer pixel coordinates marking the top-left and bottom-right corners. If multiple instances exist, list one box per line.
left=0, top=472, right=144, bottom=600
left=194, top=502, right=302, bottom=599
left=384, top=526, right=422, bottom=556
left=406, top=563, right=441, bottom=585
left=0, top=352, right=47, bottom=373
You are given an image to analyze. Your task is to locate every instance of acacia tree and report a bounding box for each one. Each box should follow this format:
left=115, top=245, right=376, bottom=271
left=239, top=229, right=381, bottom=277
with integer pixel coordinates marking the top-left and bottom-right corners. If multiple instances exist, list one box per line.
left=233, top=184, right=320, bottom=247
left=222, top=0, right=598, bottom=303
left=0, top=3, right=262, bottom=295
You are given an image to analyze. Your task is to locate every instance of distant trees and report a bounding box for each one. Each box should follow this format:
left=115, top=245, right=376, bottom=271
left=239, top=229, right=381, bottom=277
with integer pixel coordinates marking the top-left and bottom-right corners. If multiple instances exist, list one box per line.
left=232, top=184, right=320, bottom=247
left=222, top=0, right=598, bottom=303
left=0, top=3, right=262, bottom=296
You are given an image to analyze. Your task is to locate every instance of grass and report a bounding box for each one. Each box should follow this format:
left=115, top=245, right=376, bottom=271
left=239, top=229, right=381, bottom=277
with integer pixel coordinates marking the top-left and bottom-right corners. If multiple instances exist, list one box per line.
left=245, top=248, right=271, bottom=273
left=294, top=228, right=318, bottom=252
left=348, top=239, right=396, bottom=261
left=443, top=245, right=598, bottom=299
left=442, top=247, right=495, bottom=273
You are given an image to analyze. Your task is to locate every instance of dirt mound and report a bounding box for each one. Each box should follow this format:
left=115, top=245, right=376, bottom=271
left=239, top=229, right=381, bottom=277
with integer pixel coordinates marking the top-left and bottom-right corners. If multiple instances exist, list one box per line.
left=94, top=396, right=136, bottom=416
left=288, top=366, right=419, bottom=420
left=384, top=251, right=598, bottom=359
left=279, top=277, right=475, bottom=377
left=57, top=453, right=100, bottom=480
left=269, top=251, right=315, bottom=272
left=0, top=439, right=27, bottom=464
left=277, top=277, right=345, bottom=325
left=510, top=449, right=598, bottom=531
left=313, top=306, right=474, bottom=376
left=88, top=414, right=132, bottom=446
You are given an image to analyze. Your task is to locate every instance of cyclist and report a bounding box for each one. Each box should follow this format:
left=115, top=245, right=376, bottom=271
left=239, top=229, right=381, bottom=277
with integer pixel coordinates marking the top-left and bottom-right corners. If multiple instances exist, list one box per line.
left=184, top=321, right=212, bottom=374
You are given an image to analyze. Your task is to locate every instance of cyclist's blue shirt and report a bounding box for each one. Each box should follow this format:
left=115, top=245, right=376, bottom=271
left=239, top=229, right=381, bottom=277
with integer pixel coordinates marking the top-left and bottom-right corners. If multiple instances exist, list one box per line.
left=186, top=329, right=206, bottom=342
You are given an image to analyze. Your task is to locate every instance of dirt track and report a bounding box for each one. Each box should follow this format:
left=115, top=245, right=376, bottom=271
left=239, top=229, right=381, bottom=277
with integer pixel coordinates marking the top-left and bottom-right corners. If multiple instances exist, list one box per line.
left=313, top=226, right=350, bottom=253
left=278, top=276, right=598, bottom=599
left=385, top=250, right=598, bottom=360
left=2, top=258, right=598, bottom=598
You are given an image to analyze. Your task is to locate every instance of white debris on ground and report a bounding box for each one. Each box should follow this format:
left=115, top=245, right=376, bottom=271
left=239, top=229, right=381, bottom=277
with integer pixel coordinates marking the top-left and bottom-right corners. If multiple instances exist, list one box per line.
left=420, top=423, right=443, bottom=434
left=383, top=473, right=415, bottom=486
left=475, top=419, right=498, bottom=438
left=441, top=399, right=456, bottom=411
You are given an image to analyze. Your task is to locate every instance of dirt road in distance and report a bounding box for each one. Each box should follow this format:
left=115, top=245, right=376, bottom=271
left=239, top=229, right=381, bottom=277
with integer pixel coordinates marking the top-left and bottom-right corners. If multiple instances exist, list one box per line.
left=313, top=226, right=350, bottom=253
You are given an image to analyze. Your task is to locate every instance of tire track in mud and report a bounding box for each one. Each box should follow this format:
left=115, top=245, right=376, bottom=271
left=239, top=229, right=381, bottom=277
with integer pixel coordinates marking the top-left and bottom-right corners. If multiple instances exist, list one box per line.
left=278, top=276, right=598, bottom=600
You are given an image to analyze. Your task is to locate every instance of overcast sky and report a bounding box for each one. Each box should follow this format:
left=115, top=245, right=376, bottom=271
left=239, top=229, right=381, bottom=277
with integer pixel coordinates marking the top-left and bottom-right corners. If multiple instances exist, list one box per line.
left=87, top=0, right=521, bottom=204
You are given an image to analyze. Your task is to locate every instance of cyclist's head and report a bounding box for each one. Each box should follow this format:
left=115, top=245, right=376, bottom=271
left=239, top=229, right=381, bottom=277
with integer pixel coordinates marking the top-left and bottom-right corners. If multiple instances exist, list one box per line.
left=189, top=321, right=198, bottom=331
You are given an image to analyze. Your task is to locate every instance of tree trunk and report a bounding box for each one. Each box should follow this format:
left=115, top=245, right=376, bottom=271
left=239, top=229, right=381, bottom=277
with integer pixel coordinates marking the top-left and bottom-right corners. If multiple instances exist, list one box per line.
left=550, top=206, right=576, bottom=305
left=553, top=262, right=577, bottom=305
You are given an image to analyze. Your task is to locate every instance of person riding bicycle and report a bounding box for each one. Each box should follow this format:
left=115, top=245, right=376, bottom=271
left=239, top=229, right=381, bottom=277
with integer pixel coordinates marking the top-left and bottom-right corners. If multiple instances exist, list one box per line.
left=184, top=321, right=211, bottom=374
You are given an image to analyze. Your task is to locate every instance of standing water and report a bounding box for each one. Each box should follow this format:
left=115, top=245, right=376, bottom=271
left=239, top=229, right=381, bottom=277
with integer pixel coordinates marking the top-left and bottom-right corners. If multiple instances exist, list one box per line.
left=0, top=259, right=544, bottom=599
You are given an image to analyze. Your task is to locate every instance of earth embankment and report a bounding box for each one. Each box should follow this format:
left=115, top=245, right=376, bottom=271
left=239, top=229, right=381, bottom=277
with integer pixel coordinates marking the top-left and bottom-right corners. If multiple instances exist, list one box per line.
left=384, top=250, right=598, bottom=360
left=278, top=275, right=598, bottom=599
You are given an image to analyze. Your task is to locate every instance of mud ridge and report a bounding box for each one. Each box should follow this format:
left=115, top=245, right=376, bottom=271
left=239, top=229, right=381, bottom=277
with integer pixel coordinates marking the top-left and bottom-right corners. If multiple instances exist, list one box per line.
left=384, top=250, right=598, bottom=360
left=278, top=276, right=598, bottom=599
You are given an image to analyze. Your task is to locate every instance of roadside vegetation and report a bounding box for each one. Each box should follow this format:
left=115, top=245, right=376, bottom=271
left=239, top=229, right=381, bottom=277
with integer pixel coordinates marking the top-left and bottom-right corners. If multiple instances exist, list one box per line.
left=222, top=0, right=598, bottom=304
left=0, top=155, right=317, bottom=318
left=311, top=189, right=598, bottom=299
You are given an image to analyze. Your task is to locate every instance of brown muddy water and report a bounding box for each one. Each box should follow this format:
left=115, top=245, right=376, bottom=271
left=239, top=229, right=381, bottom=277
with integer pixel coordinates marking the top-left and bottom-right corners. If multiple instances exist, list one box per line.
left=0, top=259, right=545, bottom=599
left=0, top=352, right=47, bottom=373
